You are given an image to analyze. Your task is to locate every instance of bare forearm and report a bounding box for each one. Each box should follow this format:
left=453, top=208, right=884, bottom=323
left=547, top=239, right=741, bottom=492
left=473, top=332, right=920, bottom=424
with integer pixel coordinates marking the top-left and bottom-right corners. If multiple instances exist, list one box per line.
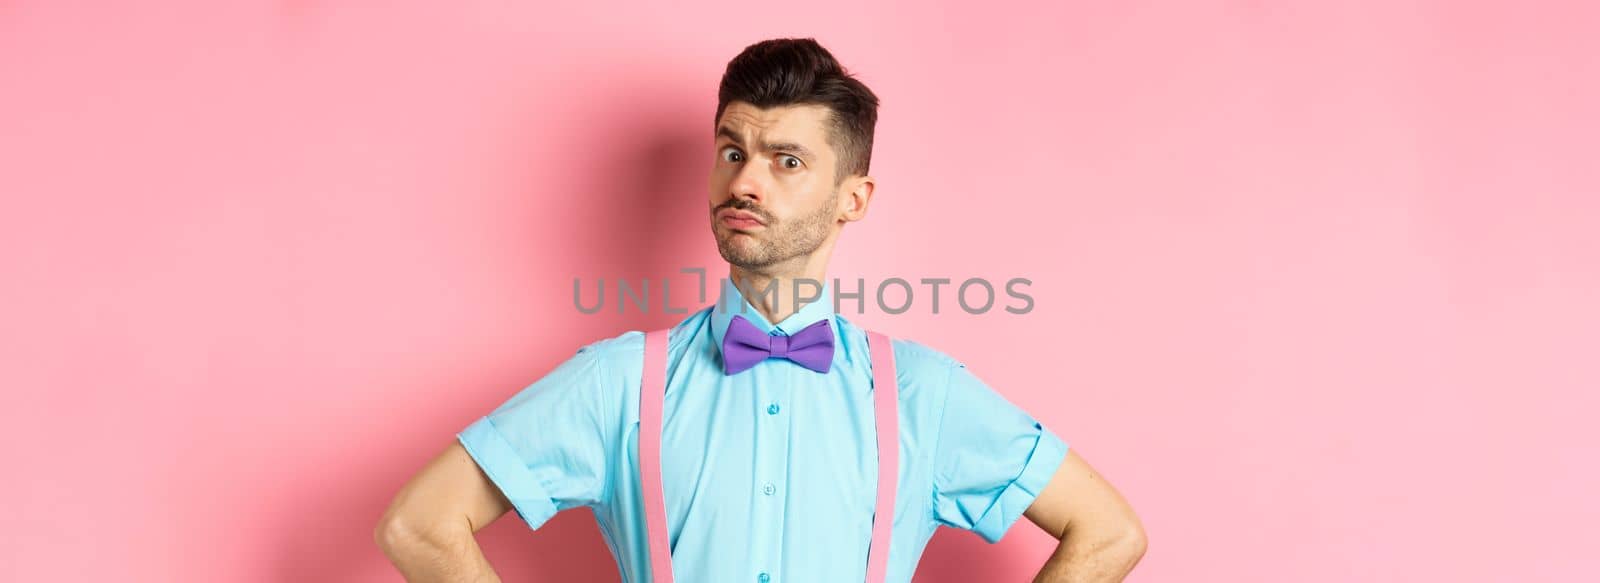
left=376, top=525, right=503, bottom=583
left=1031, top=528, right=1147, bottom=583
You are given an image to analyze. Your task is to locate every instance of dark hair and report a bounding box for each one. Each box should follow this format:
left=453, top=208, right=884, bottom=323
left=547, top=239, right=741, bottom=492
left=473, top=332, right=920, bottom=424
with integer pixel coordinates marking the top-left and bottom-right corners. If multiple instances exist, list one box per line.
left=716, top=38, right=880, bottom=184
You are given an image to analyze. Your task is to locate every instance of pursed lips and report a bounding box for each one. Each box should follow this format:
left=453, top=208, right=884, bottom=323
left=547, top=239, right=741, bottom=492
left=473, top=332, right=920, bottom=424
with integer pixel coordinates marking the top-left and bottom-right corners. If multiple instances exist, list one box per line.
left=717, top=209, right=766, bottom=228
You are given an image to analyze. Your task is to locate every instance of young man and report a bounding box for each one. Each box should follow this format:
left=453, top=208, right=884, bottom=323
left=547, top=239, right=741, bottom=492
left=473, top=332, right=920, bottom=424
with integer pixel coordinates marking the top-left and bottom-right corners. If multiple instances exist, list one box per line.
left=376, top=38, right=1146, bottom=582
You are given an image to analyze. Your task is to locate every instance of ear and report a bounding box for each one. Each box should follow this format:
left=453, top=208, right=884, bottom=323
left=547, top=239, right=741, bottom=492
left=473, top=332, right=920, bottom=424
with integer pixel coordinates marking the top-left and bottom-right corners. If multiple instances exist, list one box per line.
left=838, top=175, right=876, bottom=223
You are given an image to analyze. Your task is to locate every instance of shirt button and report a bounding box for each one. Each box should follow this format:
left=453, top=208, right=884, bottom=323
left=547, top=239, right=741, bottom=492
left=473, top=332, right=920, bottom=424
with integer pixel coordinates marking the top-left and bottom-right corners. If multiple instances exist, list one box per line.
left=758, top=573, right=770, bottom=583
left=762, top=482, right=776, bottom=495
left=767, top=403, right=780, bottom=415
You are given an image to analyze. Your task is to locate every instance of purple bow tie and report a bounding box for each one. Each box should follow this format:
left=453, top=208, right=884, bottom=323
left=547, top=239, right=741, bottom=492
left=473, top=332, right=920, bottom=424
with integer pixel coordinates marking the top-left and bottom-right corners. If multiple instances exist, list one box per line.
left=721, top=314, right=835, bottom=375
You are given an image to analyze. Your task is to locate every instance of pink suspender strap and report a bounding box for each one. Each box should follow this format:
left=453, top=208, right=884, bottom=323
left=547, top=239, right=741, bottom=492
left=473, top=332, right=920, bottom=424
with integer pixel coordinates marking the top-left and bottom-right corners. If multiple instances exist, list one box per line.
left=864, top=329, right=900, bottom=583
left=638, top=328, right=899, bottom=583
left=640, top=329, right=674, bottom=583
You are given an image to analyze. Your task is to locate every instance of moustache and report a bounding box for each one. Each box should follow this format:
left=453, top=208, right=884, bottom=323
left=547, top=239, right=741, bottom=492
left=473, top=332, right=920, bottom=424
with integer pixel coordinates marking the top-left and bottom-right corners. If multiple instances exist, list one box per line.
left=715, top=200, right=772, bottom=223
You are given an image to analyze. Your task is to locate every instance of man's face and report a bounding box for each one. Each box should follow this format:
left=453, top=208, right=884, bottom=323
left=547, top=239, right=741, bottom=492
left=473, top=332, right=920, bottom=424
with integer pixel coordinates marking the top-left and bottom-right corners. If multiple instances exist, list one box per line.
left=708, top=101, right=844, bottom=271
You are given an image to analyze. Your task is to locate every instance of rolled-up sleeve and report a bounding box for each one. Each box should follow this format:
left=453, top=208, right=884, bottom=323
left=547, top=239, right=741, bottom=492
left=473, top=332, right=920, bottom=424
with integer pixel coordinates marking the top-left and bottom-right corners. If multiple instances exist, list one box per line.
left=930, top=360, right=1069, bottom=543
left=456, top=343, right=618, bottom=530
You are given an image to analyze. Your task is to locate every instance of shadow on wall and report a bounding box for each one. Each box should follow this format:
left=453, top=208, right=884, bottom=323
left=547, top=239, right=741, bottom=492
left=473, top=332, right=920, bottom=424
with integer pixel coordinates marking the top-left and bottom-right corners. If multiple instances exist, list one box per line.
left=459, top=72, right=716, bottom=583
left=550, top=90, right=725, bottom=338
left=267, top=68, right=712, bottom=582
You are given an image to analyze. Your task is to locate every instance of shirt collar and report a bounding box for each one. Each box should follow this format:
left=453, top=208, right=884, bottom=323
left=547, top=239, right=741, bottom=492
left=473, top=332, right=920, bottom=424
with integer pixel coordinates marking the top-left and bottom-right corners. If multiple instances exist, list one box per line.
left=710, top=278, right=838, bottom=358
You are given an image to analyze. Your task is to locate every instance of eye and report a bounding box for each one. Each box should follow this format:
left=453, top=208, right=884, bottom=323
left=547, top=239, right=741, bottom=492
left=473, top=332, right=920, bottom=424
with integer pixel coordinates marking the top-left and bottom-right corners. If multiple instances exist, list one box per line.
left=720, top=146, right=744, bottom=163
left=777, top=154, right=802, bottom=169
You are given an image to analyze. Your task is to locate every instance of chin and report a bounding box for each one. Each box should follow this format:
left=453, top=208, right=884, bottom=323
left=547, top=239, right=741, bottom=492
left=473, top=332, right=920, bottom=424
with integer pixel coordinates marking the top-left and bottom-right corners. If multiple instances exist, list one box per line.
left=716, top=229, right=758, bottom=246
left=716, top=243, right=765, bottom=267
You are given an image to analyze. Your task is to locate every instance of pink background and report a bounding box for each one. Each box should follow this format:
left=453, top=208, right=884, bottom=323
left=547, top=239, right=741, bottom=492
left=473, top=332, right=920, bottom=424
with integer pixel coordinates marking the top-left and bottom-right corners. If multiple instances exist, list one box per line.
left=3, top=2, right=1597, bottom=581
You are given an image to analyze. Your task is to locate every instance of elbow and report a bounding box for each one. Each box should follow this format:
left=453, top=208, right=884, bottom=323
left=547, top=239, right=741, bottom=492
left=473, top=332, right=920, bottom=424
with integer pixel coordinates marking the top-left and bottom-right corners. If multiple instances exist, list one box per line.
left=375, top=509, right=473, bottom=558
left=1114, top=517, right=1149, bottom=565
left=1061, top=513, right=1148, bottom=565
left=1125, top=525, right=1149, bottom=561
left=374, top=514, right=414, bottom=554
left=374, top=506, right=439, bottom=556
left=1074, top=511, right=1146, bottom=565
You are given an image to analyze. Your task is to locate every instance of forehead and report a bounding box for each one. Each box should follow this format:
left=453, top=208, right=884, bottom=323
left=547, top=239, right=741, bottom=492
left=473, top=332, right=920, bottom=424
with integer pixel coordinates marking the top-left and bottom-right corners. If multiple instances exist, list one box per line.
left=715, top=101, right=834, bottom=146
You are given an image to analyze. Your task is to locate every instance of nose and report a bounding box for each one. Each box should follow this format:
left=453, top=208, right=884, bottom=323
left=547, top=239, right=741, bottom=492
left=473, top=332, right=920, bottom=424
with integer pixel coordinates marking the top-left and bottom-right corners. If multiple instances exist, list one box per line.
left=727, top=159, right=765, bottom=204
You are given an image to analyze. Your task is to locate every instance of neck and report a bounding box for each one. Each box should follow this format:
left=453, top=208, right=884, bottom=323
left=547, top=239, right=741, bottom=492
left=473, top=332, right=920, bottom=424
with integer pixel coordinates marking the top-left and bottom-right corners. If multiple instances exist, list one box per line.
left=727, top=262, right=829, bottom=326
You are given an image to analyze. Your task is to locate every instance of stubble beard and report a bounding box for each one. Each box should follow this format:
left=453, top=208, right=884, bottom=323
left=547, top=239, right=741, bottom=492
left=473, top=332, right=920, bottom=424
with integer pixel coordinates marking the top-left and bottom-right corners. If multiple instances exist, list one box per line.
left=715, top=190, right=838, bottom=272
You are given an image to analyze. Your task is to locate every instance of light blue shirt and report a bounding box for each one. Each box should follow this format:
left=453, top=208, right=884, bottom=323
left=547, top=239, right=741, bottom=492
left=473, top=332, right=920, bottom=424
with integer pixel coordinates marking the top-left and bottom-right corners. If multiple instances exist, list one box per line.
left=457, top=279, right=1069, bottom=583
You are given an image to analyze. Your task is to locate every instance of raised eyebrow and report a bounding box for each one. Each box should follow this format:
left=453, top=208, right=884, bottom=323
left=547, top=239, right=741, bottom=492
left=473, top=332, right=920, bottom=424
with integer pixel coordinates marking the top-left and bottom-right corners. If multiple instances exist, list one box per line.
left=715, top=125, right=743, bottom=146
left=715, top=126, right=814, bottom=161
left=764, top=142, right=815, bottom=161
